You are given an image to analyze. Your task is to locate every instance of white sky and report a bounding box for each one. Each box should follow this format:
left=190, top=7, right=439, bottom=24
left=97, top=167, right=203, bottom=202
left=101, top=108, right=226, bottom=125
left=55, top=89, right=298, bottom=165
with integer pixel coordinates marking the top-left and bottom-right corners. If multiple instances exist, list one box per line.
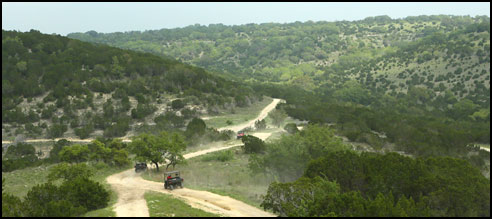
left=2, top=2, right=490, bottom=36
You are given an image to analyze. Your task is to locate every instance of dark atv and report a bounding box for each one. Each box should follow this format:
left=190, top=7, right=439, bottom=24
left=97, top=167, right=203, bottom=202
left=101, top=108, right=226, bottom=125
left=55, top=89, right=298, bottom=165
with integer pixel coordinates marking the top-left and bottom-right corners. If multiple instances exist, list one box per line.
left=134, top=162, right=147, bottom=172
left=164, top=171, right=183, bottom=190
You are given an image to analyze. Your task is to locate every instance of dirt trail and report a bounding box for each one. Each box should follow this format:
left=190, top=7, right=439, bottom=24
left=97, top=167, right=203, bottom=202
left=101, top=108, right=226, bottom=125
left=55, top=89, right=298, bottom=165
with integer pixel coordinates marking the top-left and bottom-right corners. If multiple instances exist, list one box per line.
left=2, top=99, right=281, bottom=145
left=107, top=98, right=281, bottom=217
left=480, top=147, right=490, bottom=152
left=218, top=98, right=282, bottom=133
left=2, top=137, right=131, bottom=145
left=2, top=99, right=281, bottom=216
left=184, top=132, right=273, bottom=159
left=107, top=168, right=275, bottom=217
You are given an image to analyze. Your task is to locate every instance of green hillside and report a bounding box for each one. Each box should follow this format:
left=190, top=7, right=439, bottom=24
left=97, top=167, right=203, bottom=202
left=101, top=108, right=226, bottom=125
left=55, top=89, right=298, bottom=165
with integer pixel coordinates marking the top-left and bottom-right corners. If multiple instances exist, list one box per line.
left=66, top=15, right=490, bottom=159
left=2, top=12, right=490, bottom=218
left=68, top=15, right=489, bottom=98
left=2, top=30, right=262, bottom=140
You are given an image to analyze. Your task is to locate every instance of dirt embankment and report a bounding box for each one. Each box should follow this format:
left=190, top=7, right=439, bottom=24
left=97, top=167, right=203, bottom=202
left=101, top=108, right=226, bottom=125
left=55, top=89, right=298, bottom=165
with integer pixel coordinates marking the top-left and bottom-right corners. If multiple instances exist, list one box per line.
left=107, top=98, right=282, bottom=217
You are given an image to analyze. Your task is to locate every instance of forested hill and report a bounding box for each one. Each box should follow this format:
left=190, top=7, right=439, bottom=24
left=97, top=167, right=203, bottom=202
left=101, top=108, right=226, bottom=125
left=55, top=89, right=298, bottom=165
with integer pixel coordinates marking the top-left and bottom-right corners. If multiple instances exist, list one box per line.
left=2, top=30, right=262, bottom=140
left=68, top=15, right=489, bottom=96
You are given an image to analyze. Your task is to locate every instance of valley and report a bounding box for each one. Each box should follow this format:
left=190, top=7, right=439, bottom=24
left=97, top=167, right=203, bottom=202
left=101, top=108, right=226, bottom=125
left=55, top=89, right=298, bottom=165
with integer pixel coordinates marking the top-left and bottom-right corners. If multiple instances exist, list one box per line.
left=2, top=9, right=490, bottom=217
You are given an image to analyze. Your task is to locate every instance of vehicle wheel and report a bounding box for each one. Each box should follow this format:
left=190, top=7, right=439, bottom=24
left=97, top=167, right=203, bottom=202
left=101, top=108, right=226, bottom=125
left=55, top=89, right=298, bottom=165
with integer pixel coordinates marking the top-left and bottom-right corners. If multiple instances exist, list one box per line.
left=169, top=185, right=174, bottom=190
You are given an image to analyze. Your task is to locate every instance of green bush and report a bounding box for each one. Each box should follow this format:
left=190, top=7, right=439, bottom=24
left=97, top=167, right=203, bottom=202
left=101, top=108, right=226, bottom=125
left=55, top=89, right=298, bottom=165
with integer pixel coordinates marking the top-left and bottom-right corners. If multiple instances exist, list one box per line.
left=284, top=123, right=299, bottom=134
left=2, top=143, right=44, bottom=172
left=2, top=155, right=42, bottom=172
left=255, top=119, right=267, bottom=130
left=48, top=163, right=95, bottom=182
left=171, top=99, right=185, bottom=110
left=22, top=183, right=86, bottom=217
left=185, top=118, right=207, bottom=138
left=200, top=150, right=234, bottom=162
left=2, top=180, right=24, bottom=216
left=19, top=176, right=109, bottom=216
left=47, top=123, right=68, bottom=139
left=5, top=142, right=36, bottom=159
left=59, top=177, right=110, bottom=211
left=241, top=135, right=266, bottom=154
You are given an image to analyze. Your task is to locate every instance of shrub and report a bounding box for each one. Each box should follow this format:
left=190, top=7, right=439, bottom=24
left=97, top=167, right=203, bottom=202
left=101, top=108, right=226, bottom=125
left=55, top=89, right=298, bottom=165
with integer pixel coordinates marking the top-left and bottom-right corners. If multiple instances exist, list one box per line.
left=255, top=119, right=267, bottom=130
left=241, top=135, right=266, bottom=154
left=59, top=177, right=110, bottom=211
left=2, top=182, right=24, bottom=216
left=22, top=183, right=86, bottom=217
left=284, top=123, right=299, bottom=134
left=48, top=163, right=95, bottom=182
left=5, top=142, right=36, bottom=159
left=185, top=118, right=207, bottom=138
left=201, top=150, right=234, bottom=162
left=171, top=99, right=185, bottom=110
left=49, top=139, right=71, bottom=163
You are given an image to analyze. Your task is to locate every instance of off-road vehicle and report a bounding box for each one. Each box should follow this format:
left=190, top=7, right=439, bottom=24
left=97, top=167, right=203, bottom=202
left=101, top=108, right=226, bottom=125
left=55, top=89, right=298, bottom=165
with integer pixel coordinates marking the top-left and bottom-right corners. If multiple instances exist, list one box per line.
left=164, top=171, right=183, bottom=190
left=237, top=130, right=245, bottom=139
left=134, top=162, right=147, bottom=172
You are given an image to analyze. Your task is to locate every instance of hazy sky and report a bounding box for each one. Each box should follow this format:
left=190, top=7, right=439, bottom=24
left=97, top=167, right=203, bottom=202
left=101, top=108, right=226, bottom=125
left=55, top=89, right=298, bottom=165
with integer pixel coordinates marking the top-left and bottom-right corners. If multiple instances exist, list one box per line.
left=2, top=2, right=490, bottom=36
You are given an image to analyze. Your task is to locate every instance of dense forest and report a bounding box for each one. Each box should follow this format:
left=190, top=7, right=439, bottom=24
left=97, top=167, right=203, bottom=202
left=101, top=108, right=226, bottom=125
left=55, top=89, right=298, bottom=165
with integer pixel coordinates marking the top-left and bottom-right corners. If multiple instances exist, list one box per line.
left=2, top=30, right=261, bottom=140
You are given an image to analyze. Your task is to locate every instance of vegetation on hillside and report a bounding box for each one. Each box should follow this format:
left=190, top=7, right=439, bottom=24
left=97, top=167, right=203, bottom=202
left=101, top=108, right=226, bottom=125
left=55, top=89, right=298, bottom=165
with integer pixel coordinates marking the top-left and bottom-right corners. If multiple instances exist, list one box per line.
left=68, top=15, right=489, bottom=101
left=65, top=15, right=490, bottom=163
left=2, top=14, right=490, bottom=217
left=261, top=150, right=490, bottom=217
left=2, top=29, right=262, bottom=140
left=248, top=125, right=490, bottom=217
left=2, top=163, right=110, bottom=217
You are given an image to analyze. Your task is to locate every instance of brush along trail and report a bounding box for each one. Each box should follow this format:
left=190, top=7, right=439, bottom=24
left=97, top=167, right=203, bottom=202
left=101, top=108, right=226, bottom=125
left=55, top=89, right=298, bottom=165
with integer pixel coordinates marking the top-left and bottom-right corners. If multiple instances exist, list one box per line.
left=106, top=99, right=281, bottom=217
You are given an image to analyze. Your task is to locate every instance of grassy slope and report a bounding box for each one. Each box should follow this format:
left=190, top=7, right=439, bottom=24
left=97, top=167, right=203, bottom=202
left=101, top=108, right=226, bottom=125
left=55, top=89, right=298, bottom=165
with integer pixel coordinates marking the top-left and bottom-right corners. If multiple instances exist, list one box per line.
left=1, top=162, right=133, bottom=217
left=141, top=148, right=275, bottom=209
left=203, top=96, right=273, bottom=129
left=2, top=106, right=296, bottom=216
left=144, top=191, right=219, bottom=217
left=2, top=164, right=58, bottom=198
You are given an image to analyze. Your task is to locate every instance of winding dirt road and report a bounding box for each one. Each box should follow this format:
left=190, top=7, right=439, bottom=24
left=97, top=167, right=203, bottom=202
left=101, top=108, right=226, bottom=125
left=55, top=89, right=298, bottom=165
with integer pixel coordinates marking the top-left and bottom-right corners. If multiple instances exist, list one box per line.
left=218, top=98, right=282, bottom=133
left=106, top=99, right=281, bottom=217
left=2, top=98, right=281, bottom=145
left=1, top=137, right=132, bottom=145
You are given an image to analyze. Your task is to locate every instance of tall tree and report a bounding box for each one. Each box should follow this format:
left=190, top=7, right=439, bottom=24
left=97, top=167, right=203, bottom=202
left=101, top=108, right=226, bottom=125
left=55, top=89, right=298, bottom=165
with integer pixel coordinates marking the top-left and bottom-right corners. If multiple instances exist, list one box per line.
left=269, top=109, right=288, bottom=128
left=130, top=131, right=186, bottom=171
left=165, top=132, right=187, bottom=170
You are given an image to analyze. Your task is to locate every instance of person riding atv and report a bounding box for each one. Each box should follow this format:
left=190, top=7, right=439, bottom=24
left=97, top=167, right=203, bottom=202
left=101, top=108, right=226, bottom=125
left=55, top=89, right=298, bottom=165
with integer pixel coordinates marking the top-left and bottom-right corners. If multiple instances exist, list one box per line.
left=237, top=131, right=245, bottom=139
left=164, top=171, right=183, bottom=190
